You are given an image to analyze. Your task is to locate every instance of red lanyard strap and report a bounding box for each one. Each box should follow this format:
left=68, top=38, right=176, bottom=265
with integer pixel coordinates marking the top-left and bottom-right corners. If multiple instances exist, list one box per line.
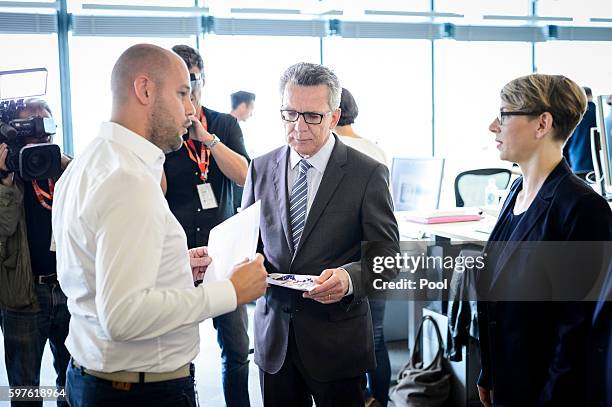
left=32, top=179, right=54, bottom=210
left=184, top=107, right=211, bottom=182
left=184, top=139, right=210, bottom=182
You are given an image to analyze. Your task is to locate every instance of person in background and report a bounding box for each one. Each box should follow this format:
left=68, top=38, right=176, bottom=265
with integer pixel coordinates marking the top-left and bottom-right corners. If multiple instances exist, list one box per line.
left=165, top=44, right=252, bottom=407
left=0, top=99, right=71, bottom=407
left=229, top=90, right=256, bottom=214
left=334, top=88, right=387, bottom=166
left=563, top=86, right=596, bottom=177
left=477, top=74, right=612, bottom=407
left=230, top=91, right=256, bottom=123
left=335, top=87, right=390, bottom=407
left=52, top=43, right=267, bottom=407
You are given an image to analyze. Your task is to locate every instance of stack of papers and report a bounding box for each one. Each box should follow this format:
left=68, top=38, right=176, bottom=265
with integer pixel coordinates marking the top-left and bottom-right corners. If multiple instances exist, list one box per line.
left=403, top=208, right=482, bottom=224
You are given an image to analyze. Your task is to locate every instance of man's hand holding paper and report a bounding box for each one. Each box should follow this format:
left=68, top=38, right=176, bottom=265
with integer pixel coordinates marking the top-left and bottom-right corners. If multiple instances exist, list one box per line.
left=302, top=268, right=351, bottom=304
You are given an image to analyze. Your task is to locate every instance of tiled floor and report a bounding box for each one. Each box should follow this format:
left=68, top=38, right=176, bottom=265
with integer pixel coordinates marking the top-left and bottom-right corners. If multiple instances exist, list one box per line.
left=0, top=305, right=409, bottom=407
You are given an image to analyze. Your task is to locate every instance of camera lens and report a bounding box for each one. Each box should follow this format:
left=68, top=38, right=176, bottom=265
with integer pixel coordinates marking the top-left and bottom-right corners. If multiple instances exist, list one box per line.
left=23, top=147, right=51, bottom=178
left=19, top=144, right=61, bottom=181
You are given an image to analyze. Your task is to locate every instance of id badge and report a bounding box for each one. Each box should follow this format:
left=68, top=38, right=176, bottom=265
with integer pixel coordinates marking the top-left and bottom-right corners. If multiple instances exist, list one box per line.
left=197, top=183, right=218, bottom=210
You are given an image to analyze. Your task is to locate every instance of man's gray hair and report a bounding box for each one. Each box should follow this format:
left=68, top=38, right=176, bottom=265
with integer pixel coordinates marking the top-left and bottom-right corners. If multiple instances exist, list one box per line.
left=279, top=62, right=341, bottom=110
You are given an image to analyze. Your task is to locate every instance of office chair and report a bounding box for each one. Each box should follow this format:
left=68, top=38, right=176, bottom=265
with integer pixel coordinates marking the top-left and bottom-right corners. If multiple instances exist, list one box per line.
left=454, top=168, right=512, bottom=207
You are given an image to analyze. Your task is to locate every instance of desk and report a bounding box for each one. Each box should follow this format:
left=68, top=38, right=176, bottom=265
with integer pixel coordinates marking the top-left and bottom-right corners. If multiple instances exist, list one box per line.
left=393, top=210, right=488, bottom=406
left=396, top=213, right=493, bottom=242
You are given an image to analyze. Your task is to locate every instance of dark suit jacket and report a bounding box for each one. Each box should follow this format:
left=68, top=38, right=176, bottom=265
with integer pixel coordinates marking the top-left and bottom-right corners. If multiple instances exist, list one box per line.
left=242, top=136, right=399, bottom=382
left=476, top=159, right=612, bottom=406
left=563, top=101, right=596, bottom=173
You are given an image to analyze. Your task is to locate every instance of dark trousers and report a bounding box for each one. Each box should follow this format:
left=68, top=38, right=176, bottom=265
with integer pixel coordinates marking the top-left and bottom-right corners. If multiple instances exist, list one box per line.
left=259, top=325, right=365, bottom=407
left=213, top=304, right=250, bottom=407
left=365, top=299, right=390, bottom=406
left=0, top=282, right=71, bottom=407
left=65, top=362, right=196, bottom=407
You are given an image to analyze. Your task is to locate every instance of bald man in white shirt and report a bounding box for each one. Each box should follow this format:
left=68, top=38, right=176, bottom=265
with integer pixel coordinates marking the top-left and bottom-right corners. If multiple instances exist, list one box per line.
left=52, top=43, right=267, bottom=407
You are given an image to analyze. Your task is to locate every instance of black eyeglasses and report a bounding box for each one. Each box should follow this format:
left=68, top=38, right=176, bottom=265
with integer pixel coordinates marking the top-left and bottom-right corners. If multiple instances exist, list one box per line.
left=280, top=109, right=331, bottom=125
left=496, top=111, right=543, bottom=125
left=189, top=73, right=203, bottom=87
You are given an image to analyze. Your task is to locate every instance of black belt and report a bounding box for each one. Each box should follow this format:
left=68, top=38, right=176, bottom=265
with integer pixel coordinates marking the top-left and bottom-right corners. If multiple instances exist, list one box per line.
left=36, top=273, right=58, bottom=285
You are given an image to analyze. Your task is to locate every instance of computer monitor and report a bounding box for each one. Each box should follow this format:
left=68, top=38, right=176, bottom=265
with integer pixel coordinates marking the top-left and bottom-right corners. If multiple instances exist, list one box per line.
left=390, top=158, right=445, bottom=211
left=595, top=95, right=612, bottom=198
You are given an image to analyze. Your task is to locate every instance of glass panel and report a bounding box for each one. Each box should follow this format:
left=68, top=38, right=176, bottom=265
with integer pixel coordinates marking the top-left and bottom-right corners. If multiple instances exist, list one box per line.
left=69, top=36, right=197, bottom=153
left=434, top=41, right=532, bottom=206
left=535, top=41, right=612, bottom=97
left=71, top=0, right=196, bottom=8
left=537, top=0, right=612, bottom=24
left=323, top=37, right=432, bottom=161
left=201, top=35, right=320, bottom=158
left=434, top=0, right=531, bottom=24
left=0, top=34, right=63, bottom=150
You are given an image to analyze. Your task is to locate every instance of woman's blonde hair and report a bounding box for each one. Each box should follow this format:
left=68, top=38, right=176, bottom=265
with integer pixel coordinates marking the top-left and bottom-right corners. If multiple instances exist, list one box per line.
left=500, top=74, right=587, bottom=142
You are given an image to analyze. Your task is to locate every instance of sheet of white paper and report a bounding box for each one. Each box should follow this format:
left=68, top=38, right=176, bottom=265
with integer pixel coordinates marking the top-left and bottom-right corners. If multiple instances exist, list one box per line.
left=266, top=273, right=319, bottom=292
left=203, top=200, right=261, bottom=283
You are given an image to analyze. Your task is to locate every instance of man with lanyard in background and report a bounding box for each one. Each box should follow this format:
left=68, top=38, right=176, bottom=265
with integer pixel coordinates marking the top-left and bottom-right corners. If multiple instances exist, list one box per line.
left=0, top=99, right=71, bottom=407
left=163, top=45, right=251, bottom=407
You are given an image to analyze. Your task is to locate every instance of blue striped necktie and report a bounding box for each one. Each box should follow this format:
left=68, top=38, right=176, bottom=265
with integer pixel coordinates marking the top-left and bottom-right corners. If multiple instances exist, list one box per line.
left=289, top=159, right=312, bottom=250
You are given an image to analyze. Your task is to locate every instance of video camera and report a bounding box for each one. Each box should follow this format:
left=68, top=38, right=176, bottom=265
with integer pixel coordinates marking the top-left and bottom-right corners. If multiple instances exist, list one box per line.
left=0, top=68, right=61, bottom=181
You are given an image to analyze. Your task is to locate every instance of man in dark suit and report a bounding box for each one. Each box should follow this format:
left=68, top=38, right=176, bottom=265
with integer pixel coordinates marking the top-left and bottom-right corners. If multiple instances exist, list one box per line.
left=242, top=62, right=399, bottom=407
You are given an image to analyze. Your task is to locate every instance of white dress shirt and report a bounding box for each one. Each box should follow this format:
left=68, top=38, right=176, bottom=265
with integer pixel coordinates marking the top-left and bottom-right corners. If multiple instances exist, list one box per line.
left=287, top=134, right=353, bottom=294
left=338, top=135, right=388, bottom=167
left=52, top=122, right=237, bottom=373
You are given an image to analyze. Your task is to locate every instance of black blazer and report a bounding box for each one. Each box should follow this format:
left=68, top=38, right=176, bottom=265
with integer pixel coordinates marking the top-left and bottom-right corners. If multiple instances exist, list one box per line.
left=477, top=159, right=612, bottom=406
left=242, top=136, right=399, bottom=382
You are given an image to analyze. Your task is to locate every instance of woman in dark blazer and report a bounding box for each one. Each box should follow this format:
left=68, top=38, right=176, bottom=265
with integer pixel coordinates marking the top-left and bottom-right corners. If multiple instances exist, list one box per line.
left=476, top=74, right=612, bottom=407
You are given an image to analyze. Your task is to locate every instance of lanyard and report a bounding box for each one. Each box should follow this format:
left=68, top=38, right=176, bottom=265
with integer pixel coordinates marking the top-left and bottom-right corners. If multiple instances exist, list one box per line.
left=184, top=140, right=210, bottom=182
left=32, top=179, right=54, bottom=210
left=184, top=107, right=210, bottom=182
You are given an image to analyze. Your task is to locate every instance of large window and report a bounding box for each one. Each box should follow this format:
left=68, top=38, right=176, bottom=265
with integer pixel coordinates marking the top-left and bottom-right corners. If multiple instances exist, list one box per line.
left=69, top=36, right=197, bottom=153
left=537, top=0, right=612, bottom=23
left=323, top=37, right=432, bottom=161
left=202, top=35, right=320, bottom=158
left=434, top=0, right=531, bottom=22
left=433, top=41, right=531, bottom=206
left=535, top=41, right=612, bottom=97
left=0, top=35, right=63, bottom=149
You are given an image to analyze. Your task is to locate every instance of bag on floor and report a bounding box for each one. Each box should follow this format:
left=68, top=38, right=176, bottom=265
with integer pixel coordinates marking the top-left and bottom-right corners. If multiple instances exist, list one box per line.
left=389, top=315, right=451, bottom=407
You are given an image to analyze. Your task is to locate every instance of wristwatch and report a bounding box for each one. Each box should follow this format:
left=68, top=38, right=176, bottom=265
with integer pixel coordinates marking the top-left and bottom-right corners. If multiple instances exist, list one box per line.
left=204, top=134, right=220, bottom=149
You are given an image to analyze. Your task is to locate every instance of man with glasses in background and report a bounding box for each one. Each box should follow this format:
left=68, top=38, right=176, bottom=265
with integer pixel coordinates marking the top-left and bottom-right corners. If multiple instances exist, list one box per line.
left=241, top=62, right=399, bottom=406
left=163, top=44, right=251, bottom=407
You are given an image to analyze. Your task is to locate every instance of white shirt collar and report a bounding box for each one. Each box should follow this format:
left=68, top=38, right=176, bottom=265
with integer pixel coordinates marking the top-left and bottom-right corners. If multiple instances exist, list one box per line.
left=99, top=121, right=166, bottom=176
left=289, top=133, right=336, bottom=174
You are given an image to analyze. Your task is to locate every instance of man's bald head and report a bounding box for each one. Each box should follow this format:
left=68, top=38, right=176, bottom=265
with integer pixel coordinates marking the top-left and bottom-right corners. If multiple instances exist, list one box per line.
left=111, top=43, right=183, bottom=105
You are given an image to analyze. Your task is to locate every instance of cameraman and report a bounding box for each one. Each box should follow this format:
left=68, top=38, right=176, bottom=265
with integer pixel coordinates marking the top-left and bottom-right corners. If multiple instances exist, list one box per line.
left=0, top=98, right=71, bottom=407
